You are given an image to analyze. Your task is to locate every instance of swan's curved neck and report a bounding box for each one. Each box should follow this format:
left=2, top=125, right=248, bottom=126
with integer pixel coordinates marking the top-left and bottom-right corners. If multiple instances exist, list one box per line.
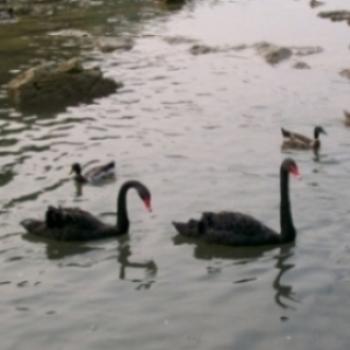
left=116, top=181, right=140, bottom=234
left=280, top=168, right=296, bottom=242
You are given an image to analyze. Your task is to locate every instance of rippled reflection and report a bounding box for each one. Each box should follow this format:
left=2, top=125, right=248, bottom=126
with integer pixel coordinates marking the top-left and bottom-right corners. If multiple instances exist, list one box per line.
left=272, top=244, right=297, bottom=310
left=174, top=234, right=298, bottom=310
left=21, top=232, right=157, bottom=289
left=116, top=240, right=157, bottom=290
left=21, top=233, right=97, bottom=259
left=174, top=234, right=277, bottom=261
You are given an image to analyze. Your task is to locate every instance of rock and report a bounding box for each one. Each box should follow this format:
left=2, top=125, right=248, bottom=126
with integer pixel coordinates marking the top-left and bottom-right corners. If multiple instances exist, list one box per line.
left=163, top=35, right=199, bottom=45
left=48, top=29, right=94, bottom=49
left=157, top=0, right=186, bottom=10
left=190, top=44, right=219, bottom=55
left=339, top=69, right=350, bottom=80
left=49, top=30, right=134, bottom=53
left=49, top=29, right=93, bottom=39
left=8, top=0, right=103, bottom=17
left=7, top=58, right=122, bottom=112
left=96, top=37, right=134, bottom=53
left=189, top=44, right=238, bottom=55
left=318, top=10, right=350, bottom=25
left=231, top=44, right=248, bottom=51
left=291, top=46, right=323, bottom=56
left=293, top=61, right=311, bottom=69
left=255, top=42, right=292, bottom=65
left=310, top=0, right=324, bottom=8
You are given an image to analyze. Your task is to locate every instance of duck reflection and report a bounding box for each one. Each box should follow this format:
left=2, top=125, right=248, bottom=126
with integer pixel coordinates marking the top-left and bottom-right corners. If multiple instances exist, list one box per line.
left=73, top=174, right=117, bottom=198
left=74, top=181, right=83, bottom=197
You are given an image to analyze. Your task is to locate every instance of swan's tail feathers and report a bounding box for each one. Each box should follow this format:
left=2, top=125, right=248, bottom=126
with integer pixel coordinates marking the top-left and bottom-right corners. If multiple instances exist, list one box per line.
left=281, top=128, right=291, bottom=138
left=173, top=219, right=204, bottom=238
left=20, top=219, right=44, bottom=234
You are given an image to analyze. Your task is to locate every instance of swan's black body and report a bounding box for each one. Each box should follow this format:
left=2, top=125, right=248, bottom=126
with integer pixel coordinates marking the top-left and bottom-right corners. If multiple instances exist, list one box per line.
left=21, top=180, right=151, bottom=241
left=71, top=161, right=115, bottom=184
left=173, top=158, right=299, bottom=246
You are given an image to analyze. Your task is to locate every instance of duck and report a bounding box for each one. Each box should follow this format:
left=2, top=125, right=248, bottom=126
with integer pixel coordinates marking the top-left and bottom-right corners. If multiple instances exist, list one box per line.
left=70, top=161, right=115, bottom=184
left=20, top=180, right=152, bottom=241
left=173, top=158, right=300, bottom=246
left=344, top=110, right=350, bottom=126
left=281, top=126, right=326, bottom=155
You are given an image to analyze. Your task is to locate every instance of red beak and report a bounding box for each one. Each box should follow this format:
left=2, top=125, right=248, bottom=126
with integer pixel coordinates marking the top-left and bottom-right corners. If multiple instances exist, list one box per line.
left=290, top=165, right=301, bottom=179
left=143, top=198, right=152, bottom=212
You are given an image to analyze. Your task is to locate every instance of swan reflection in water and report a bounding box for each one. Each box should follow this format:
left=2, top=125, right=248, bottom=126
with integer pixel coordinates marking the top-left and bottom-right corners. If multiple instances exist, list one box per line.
left=272, top=244, right=297, bottom=310
left=22, top=234, right=157, bottom=289
left=116, top=240, right=157, bottom=290
left=174, top=234, right=297, bottom=310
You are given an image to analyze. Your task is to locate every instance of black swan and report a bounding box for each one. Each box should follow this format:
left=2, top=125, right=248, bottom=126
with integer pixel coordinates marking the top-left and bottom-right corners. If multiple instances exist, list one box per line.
left=70, top=161, right=115, bottom=184
left=21, top=180, right=151, bottom=241
left=173, top=158, right=300, bottom=246
left=281, top=126, right=326, bottom=154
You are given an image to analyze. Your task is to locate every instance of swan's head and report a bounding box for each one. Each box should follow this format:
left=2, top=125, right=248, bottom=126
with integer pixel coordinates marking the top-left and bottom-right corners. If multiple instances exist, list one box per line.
left=282, top=158, right=300, bottom=178
left=137, top=184, right=152, bottom=212
left=314, top=126, right=326, bottom=138
left=70, top=163, right=82, bottom=175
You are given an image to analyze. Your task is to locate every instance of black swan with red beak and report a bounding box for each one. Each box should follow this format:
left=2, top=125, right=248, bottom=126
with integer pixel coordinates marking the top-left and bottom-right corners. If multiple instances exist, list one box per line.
left=173, top=158, right=300, bottom=246
left=21, top=180, right=152, bottom=241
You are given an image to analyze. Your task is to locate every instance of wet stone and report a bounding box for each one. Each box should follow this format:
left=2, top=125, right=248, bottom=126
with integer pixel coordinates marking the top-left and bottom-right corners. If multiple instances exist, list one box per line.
left=190, top=44, right=219, bottom=55
left=7, top=58, right=122, bottom=112
left=293, top=61, right=311, bottom=69
left=255, top=42, right=293, bottom=65
left=318, top=10, right=350, bottom=25
left=96, top=36, right=134, bottom=53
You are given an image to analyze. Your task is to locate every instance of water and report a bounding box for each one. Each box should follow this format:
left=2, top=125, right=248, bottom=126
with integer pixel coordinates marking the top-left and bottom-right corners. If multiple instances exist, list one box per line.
left=1, top=0, right=350, bottom=349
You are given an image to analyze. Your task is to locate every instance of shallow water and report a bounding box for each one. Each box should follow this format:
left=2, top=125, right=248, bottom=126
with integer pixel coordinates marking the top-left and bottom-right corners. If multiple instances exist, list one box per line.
left=1, top=0, right=350, bottom=349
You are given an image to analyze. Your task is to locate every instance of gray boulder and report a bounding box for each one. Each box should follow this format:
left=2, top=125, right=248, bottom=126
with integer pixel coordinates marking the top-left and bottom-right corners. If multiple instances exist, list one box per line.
left=7, top=58, right=122, bottom=111
left=255, top=42, right=292, bottom=65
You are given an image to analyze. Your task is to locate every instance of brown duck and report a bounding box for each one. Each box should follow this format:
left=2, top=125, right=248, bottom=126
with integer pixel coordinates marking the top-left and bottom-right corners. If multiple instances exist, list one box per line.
left=281, top=126, right=326, bottom=155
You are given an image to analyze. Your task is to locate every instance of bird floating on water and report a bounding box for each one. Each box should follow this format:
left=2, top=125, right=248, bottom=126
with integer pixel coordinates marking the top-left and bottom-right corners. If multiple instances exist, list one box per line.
left=281, top=126, right=326, bottom=156
left=70, top=161, right=115, bottom=184
left=173, top=158, right=300, bottom=247
left=21, top=180, right=152, bottom=241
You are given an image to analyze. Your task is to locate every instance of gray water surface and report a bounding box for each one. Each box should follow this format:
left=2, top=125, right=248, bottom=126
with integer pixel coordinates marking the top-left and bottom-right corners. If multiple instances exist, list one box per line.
left=1, top=0, right=350, bottom=349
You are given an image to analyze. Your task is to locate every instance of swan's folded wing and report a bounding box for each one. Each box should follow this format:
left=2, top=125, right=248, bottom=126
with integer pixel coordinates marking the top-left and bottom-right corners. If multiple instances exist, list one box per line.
left=200, top=211, right=278, bottom=246
left=45, top=206, right=103, bottom=231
